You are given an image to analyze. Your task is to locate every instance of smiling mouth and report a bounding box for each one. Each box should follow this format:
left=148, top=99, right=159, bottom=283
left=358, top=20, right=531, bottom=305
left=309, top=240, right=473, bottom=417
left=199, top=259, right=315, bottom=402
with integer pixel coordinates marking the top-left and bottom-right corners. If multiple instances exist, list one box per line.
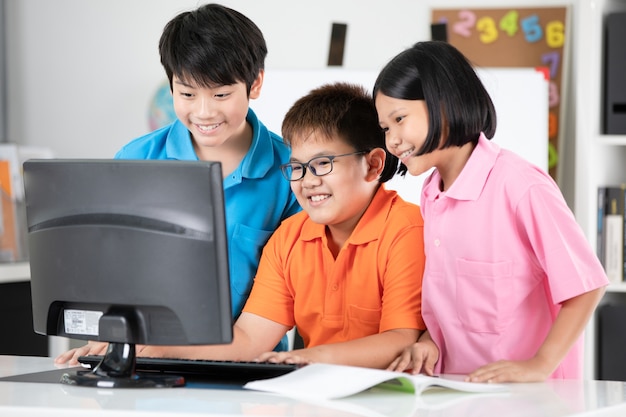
left=399, top=147, right=415, bottom=159
left=196, top=123, right=221, bottom=132
left=309, top=194, right=330, bottom=203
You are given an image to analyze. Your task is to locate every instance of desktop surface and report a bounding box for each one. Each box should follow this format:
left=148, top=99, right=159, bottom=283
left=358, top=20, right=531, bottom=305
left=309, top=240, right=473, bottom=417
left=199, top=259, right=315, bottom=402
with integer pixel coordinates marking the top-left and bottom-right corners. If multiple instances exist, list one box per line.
left=0, top=355, right=626, bottom=417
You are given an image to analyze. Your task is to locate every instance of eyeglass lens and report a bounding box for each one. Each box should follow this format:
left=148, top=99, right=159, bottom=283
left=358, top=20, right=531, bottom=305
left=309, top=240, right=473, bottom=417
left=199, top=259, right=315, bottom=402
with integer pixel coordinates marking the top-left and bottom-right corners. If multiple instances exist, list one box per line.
left=281, top=151, right=366, bottom=181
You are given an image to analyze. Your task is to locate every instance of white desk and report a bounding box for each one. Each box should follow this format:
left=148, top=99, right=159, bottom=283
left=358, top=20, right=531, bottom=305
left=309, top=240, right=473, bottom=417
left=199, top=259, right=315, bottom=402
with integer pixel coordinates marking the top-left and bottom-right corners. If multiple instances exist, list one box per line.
left=0, top=355, right=626, bottom=417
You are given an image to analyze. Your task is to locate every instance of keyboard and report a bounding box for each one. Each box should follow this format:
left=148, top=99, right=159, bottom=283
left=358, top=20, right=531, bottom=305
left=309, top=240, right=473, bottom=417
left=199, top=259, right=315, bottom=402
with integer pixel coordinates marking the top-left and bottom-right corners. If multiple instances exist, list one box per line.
left=77, top=355, right=302, bottom=383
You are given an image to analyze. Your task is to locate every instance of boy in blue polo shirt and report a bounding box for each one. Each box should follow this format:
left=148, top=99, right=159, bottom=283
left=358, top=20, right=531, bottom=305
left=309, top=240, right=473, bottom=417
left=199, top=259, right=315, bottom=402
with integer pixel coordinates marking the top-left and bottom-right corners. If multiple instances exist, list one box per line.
left=56, top=3, right=299, bottom=364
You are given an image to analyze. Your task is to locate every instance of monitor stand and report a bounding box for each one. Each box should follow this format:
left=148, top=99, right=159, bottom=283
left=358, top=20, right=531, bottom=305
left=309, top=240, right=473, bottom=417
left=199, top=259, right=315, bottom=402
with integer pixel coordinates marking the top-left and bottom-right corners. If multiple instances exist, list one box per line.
left=60, top=342, right=185, bottom=388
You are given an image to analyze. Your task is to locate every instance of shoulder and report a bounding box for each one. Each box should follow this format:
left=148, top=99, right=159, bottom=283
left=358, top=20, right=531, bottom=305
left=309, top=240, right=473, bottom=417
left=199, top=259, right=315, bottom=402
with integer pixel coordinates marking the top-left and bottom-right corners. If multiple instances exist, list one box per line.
left=263, top=211, right=311, bottom=252
left=275, top=210, right=309, bottom=233
left=115, top=123, right=177, bottom=159
left=382, top=187, right=424, bottom=227
left=353, top=187, right=423, bottom=245
left=494, top=150, right=559, bottom=198
left=480, top=150, right=573, bottom=225
left=249, top=108, right=290, bottom=155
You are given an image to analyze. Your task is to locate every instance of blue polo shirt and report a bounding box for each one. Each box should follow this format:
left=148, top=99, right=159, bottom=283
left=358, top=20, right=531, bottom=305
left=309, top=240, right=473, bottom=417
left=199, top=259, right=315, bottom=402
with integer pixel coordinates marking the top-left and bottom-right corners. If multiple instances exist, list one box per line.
left=116, top=109, right=301, bottom=336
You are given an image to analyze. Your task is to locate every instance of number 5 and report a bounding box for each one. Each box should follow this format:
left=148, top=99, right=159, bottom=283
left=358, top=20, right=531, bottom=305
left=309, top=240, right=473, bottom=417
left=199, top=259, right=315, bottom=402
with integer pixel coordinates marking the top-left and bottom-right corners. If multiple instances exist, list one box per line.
left=521, top=14, right=542, bottom=43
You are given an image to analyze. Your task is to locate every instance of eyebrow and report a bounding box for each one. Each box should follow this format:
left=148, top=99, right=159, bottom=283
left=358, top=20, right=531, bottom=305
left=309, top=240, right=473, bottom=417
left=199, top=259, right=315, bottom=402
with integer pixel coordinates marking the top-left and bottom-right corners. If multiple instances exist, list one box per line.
left=173, top=78, right=195, bottom=89
left=289, top=151, right=338, bottom=162
left=384, top=107, right=406, bottom=119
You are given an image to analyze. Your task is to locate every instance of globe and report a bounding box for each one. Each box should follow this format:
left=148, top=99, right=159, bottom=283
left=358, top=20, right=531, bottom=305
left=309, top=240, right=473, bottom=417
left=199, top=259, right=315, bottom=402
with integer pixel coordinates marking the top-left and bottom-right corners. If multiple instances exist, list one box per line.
left=148, top=79, right=176, bottom=131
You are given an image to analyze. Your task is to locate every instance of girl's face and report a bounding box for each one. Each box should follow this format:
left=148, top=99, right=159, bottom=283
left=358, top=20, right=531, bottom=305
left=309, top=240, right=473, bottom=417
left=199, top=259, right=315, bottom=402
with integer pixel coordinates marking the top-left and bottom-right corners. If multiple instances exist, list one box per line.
left=288, top=135, right=382, bottom=239
left=171, top=72, right=263, bottom=154
left=375, top=93, right=438, bottom=177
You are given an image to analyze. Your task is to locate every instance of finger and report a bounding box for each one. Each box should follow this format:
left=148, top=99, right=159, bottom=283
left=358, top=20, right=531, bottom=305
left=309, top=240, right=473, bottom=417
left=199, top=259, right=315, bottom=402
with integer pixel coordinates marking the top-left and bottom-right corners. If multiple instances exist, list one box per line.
left=65, top=345, right=89, bottom=365
left=386, top=357, right=402, bottom=371
left=55, top=349, right=76, bottom=365
left=422, top=354, right=438, bottom=376
left=67, top=347, right=90, bottom=366
left=91, top=343, right=107, bottom=356
left=408, top=355, right=426, bottom=375
left=466, top=363, right=505, bottom=383
left=389, top=353, right=412, bottom=372
left=255, top=352, right=277, bottom=362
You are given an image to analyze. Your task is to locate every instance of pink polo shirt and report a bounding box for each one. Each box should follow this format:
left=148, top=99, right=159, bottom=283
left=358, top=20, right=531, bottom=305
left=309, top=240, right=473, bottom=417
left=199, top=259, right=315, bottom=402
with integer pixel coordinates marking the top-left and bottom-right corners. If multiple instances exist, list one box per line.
left=420, top=134, right=608, bottom=378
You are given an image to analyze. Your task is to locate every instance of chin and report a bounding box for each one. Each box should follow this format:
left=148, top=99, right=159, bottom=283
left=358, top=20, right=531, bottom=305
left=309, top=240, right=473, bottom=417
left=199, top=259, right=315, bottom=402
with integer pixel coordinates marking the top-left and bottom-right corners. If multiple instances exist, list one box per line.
left=306, top=212, right=333, bottom=225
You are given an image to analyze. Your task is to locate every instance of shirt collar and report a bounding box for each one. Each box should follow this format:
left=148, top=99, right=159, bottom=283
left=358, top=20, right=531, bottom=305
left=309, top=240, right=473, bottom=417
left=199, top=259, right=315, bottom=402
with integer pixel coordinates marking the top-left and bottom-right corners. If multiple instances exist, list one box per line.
left=300, top=186, right=397, bottom=245
left=165, top=121, right=199, bottom=160
left=240, top=108, right=276, bottom=179
left=423, top=133, right=499, bottom=202
left=164, top=108, right=277, bottom=179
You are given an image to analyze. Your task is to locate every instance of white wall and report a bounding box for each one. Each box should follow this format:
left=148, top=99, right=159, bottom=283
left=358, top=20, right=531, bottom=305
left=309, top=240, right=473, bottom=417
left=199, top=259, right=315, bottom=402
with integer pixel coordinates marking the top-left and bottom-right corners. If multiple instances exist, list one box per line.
left=5, top=0, right=432, bottom=159
left=3, top=0, right=577, bottom=200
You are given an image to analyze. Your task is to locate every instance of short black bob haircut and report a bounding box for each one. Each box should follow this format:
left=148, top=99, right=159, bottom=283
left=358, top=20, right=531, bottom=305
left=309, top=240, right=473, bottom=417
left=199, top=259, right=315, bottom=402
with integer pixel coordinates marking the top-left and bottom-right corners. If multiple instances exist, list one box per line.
left=373, top=41, right=496, bottom=158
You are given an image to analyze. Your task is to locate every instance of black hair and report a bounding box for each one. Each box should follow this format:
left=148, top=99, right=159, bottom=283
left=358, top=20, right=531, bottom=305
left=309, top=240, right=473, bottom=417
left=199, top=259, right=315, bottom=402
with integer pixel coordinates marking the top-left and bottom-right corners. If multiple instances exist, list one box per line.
left=282, top=82, right=399, bottom=183
left=159, top=3, right=267, bottom=94
left=373, top=41, right=496, bottom=159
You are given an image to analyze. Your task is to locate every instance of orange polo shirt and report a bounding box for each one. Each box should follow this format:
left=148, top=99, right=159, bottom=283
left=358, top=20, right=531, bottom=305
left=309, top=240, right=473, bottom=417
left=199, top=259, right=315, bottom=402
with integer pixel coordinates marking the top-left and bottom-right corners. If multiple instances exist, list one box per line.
left=242, top=186, right=426, bottom=348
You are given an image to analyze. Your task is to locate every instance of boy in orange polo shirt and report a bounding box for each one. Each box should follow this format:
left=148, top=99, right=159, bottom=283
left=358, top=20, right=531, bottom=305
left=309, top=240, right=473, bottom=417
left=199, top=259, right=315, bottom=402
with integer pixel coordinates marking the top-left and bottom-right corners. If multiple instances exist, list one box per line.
left=109, top=82, right=425, bottom=369
left=244, top=83, right=426, bottom=368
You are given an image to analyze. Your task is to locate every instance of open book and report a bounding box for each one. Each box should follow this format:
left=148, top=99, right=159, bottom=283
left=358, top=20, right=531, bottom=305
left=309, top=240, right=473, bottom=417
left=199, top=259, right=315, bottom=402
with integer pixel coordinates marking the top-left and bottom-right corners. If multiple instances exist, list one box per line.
left=243, top=363, right=509, bottom=400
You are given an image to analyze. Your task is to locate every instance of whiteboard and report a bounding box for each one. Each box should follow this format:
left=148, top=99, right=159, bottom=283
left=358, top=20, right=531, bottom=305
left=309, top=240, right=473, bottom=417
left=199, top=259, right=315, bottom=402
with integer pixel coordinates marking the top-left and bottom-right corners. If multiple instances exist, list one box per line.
left=252, top=68, right=548, bottom=205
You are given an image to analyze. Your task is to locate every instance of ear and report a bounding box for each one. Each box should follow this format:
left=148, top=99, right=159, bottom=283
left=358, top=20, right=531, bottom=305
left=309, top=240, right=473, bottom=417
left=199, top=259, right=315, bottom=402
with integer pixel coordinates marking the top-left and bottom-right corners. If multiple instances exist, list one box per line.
left=364, top=148, right=386, bottom=182
left=249, top=69, right=265, bottom=100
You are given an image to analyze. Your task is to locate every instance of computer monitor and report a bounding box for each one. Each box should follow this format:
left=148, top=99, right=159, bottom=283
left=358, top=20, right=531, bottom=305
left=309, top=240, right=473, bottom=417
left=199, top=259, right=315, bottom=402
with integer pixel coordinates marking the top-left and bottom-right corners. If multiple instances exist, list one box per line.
left=22, top=159, right=233, bottom=388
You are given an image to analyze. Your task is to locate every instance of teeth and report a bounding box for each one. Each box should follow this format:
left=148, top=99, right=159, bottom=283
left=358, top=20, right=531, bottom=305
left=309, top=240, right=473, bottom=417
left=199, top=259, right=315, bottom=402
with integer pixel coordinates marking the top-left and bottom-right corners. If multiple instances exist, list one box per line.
left=310, top=194, right=330, bottom=202
left=400, top=148, right=414, bottom=159
left=197, top=123, right=220, bottom=132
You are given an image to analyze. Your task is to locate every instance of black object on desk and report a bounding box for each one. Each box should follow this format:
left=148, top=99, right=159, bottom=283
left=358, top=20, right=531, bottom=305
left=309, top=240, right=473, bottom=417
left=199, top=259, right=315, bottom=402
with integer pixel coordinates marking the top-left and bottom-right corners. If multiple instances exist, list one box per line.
left=78, top=355, right=303, bottom=383
left=23, top=160, right=233, bottom=388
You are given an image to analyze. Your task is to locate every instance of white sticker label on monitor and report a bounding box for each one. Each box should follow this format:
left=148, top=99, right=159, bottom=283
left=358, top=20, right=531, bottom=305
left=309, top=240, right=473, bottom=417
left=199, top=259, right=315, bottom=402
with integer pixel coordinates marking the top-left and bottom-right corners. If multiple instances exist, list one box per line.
left=63, top=310, right=103, bottom=336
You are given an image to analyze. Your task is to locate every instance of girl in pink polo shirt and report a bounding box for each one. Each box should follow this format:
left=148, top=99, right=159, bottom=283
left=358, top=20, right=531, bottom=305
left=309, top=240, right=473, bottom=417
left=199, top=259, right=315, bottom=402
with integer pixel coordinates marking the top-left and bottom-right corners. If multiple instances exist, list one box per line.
left=374, top=41, right=609, bottom=383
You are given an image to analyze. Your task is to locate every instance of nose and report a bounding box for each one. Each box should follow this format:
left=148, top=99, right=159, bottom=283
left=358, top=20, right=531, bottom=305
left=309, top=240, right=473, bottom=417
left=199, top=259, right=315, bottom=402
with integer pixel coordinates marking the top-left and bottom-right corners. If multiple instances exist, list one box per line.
left=195, top=95, right=214, bottom=118
left=386, top=129, right=402, bottom=149
left=300, top=166, right=322, bottom=188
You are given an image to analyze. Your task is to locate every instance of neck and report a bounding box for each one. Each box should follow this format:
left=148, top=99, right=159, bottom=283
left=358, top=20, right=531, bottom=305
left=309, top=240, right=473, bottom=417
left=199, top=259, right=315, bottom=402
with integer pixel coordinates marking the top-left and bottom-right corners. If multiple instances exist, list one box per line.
left=437, top=141, right=476, bottom=191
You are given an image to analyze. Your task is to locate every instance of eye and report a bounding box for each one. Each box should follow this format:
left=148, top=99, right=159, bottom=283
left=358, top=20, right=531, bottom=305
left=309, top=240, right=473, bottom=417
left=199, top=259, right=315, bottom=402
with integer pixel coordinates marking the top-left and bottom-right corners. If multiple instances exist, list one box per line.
left=395, top=115, right=404, bottom=123
left=290, top=164, right=304, bottom=173
left=313, top=158, right=331, bottom=168
left=380, top=126, right=389, bottom=133
left=214, top=92, right=231, bottom=99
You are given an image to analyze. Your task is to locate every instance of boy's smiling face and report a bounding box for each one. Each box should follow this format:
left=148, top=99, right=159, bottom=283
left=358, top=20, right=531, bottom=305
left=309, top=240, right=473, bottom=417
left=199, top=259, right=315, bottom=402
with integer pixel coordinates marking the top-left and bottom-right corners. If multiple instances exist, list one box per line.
left=171, top=72, right=263, bottom=156
left=288, top=134, right=382, bottom=242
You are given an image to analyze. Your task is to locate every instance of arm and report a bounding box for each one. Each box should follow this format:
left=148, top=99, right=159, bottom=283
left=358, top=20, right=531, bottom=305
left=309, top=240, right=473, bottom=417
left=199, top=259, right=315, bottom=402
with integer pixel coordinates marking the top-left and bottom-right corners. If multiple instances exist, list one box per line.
left=139, top=312, right=289, bottom=360
left=257, top=328, right=420, bottom=369
left=55, top=313, right=289, bottom=365
left=467, top=286, right=606, bottom=383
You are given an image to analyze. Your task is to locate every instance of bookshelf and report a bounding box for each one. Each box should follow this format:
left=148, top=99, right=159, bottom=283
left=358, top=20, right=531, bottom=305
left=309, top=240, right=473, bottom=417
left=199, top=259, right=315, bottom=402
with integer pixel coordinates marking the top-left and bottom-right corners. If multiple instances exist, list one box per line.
left=575, top=0, right=626, bottom=379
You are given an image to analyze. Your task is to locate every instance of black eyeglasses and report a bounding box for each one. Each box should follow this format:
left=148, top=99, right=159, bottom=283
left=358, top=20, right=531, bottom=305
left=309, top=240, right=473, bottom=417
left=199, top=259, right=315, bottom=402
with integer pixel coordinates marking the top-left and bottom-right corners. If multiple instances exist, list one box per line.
left=280, top=150, right=368, bottom=181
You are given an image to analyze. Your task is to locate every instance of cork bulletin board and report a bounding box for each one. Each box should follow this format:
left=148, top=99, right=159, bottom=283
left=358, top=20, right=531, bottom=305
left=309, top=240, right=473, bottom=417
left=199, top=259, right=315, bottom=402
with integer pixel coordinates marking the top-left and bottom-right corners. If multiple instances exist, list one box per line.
left=431, top=7, right=568, bottom=181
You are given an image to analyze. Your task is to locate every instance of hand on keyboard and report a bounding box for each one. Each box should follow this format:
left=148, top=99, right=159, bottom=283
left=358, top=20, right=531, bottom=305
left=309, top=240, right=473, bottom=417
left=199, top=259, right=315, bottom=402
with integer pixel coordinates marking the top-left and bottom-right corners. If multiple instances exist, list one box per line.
left=55, top=341, right=109, bottom=366
left=255, top=351, right=313, bottom=366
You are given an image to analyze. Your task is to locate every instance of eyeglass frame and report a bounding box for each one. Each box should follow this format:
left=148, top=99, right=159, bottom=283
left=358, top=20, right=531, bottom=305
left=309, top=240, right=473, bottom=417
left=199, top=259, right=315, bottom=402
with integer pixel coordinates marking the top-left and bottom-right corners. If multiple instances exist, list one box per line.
left=279, top=150, right=369, bottom=182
